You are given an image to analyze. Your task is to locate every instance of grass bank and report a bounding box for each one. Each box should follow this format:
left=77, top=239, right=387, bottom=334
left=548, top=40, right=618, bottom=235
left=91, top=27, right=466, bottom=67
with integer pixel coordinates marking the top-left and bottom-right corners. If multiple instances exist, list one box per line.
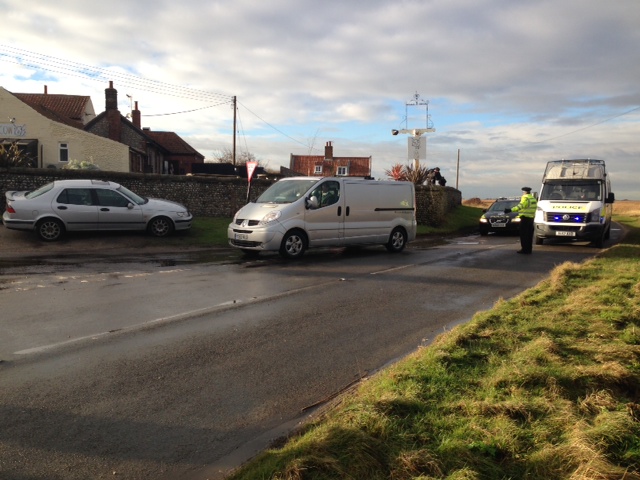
left=227, top=201, right=640, bottom=480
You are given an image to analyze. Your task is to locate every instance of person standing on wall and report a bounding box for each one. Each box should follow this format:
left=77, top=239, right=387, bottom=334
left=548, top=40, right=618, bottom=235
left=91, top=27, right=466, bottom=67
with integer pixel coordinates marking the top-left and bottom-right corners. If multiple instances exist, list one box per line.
left=504, top=187, right=538, bottom=254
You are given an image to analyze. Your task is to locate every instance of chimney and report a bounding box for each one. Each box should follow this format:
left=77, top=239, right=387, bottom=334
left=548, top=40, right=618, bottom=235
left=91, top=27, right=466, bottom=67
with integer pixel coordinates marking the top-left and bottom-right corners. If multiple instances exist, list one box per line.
left=105, top=81, right=118, bottom=111
left=324, top=141, right=333, bottom=161
left=44, top=85, right=48, bottom=94
left=132, top=101, right=141, bottom=129
left=105, top=81, right=121, bottom=141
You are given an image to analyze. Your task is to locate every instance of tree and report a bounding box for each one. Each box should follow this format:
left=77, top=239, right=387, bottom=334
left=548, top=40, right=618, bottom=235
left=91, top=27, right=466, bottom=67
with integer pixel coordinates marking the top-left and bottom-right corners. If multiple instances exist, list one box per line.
left=385, top=163, right=406, bottom=181
left=385, top=163, right=431, bottom=185
left=0, top=142, right=31, bottom=168
left=212, top=147, right=258, bottom=165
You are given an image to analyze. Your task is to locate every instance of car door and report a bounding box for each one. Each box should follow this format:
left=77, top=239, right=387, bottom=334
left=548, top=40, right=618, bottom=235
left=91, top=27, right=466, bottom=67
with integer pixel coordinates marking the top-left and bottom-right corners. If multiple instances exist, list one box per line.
left=95, top=188, right=145, bottom=231
left=53, top=188, right=99, bottom=231
left=303, top=180, right=344, bottom=246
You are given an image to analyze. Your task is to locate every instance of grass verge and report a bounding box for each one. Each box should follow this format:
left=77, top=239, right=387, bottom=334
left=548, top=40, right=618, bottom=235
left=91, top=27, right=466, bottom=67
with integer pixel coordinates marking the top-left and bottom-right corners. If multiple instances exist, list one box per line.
left=226, top=203, right=640, bottom=480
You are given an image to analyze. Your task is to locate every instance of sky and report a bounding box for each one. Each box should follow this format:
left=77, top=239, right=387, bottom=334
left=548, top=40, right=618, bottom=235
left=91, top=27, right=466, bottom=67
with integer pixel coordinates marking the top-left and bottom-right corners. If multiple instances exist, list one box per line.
left=1, top=0, right=639, bottom=200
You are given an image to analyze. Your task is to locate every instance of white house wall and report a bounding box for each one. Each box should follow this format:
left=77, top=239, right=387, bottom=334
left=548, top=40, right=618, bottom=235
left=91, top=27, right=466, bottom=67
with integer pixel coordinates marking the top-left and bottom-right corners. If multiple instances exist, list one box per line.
left=0, top=87, right=129, bottom=171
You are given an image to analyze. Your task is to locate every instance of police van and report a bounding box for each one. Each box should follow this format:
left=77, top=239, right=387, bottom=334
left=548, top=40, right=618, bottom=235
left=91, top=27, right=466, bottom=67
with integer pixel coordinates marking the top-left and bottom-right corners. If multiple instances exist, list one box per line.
left=534, top=159, right=615, bottom=248
left=228, top=176, right=416, bottom=258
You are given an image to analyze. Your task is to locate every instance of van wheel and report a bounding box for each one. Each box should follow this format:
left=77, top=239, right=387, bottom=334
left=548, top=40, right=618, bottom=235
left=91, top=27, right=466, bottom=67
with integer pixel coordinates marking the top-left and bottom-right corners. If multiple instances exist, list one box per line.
left=593, top=232, right=605, bottom=248
left=280, top=229, right=307, bottom=259
left=386, top=227, right=407, bottom=253
left=36, top=218, right=65, bottom=241
left=535, top=236, right=544, bottom=245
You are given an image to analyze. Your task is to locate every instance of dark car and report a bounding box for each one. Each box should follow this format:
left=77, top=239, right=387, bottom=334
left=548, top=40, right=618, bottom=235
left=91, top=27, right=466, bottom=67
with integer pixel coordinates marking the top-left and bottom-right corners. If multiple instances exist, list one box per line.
left=478, top=197, right=521, bottom=235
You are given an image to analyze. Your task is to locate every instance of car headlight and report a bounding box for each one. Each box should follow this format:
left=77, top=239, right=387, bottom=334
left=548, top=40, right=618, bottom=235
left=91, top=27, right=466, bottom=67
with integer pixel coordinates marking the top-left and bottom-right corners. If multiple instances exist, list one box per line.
left=176, top=211, right=189, bottom=217
left=259, top=210, right=281, bottom=225
left=513, top=217, right=521, bottom=223
left=479, top=217, right=488, bottom=223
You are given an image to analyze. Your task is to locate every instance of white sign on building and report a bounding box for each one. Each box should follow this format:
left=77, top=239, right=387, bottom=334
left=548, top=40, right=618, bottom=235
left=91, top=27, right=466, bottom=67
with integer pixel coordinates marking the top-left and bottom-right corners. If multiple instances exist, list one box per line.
left=0, top=123, right=27, bottom=137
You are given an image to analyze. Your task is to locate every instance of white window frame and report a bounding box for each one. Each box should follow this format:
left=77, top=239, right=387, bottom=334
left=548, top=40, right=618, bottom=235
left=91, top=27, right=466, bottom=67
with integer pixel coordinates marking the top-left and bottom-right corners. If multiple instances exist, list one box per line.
left=59, top=143, right=69, bottom=162
left=337, top=166, right=348, bottom=176
left=314, top=165, right=322, bottom=175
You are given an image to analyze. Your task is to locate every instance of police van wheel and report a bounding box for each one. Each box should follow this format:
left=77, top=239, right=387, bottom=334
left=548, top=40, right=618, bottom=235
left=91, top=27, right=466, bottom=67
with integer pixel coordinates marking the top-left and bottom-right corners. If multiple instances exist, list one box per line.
left=386, top=228, right=407, bottom=253
left=280, top=229, right=307, bottom=259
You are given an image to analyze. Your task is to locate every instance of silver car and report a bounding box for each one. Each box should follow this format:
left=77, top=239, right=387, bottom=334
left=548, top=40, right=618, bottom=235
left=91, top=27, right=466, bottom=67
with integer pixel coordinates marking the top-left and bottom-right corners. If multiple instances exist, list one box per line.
left=3, top=179, right=192, bottom=241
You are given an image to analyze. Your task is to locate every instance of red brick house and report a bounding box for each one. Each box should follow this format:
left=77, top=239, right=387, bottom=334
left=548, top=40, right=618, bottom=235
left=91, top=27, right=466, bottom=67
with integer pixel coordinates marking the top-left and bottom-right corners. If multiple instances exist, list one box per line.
left=289, top=141, right=371, bottom=177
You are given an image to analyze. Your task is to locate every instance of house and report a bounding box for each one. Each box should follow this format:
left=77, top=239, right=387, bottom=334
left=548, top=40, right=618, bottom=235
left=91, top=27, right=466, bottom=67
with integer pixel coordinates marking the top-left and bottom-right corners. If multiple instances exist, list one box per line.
left=289, top=141, right=372, bottom=177
left=0, top=86, right=129, bottom=169
left=84, top=82, right=204, bottom=175
left=84, top=82, right=169, bottom=174
left=144, top=129, right=204, bottom=175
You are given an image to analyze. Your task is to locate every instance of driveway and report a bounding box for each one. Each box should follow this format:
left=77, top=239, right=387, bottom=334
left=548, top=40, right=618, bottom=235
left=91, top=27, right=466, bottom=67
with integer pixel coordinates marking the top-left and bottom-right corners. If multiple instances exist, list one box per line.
left=0, top=224, right=211, bottom=260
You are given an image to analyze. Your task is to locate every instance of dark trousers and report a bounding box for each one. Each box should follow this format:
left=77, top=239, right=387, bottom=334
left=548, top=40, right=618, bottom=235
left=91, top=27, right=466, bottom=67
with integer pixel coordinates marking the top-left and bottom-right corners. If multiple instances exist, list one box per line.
left=519, top=216, right=534, bottom=253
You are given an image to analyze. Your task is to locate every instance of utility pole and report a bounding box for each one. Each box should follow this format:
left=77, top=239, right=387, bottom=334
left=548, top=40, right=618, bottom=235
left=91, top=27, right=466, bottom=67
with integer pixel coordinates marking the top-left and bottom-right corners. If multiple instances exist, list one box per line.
left=232, top=96, right=237, bottom=166
left=456, top=149, right=460, bottom=190
left=391, top=92, right=435, bottom=170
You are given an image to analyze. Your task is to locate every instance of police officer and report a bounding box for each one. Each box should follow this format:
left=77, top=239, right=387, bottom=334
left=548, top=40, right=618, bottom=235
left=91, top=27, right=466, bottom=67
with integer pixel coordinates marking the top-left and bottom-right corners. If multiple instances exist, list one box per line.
left=505, top=187, right=538, bottom=254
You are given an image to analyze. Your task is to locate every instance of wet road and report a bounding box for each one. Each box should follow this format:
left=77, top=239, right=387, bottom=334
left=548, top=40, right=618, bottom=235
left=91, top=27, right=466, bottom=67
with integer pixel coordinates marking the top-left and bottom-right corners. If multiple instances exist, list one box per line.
left=0, top=226, right=623, bottom=479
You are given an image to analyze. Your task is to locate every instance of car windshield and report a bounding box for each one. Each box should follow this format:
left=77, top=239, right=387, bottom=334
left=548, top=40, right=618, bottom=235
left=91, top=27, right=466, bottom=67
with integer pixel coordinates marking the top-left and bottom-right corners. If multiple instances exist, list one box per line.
left=25, top=182, right=54, bottom=199
left=256, top=179, right=318, bottom=204
left=488, top=200, right=519, bottom=211
left=116, top=185, right=147, bottom=205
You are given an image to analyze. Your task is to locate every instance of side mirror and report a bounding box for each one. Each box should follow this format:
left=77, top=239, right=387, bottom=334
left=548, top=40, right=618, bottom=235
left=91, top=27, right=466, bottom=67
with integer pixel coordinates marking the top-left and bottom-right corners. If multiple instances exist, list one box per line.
left=306, top=196, right=319, bottom=209
left=127, top=203, right=134, bottom=209
left=606, top=192, right=615, bottom=204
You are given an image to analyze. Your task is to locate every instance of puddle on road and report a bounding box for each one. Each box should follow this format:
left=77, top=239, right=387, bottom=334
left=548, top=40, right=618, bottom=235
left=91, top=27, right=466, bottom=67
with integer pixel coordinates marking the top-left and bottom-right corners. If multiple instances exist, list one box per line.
left=0, top=249, right=246, bottom=274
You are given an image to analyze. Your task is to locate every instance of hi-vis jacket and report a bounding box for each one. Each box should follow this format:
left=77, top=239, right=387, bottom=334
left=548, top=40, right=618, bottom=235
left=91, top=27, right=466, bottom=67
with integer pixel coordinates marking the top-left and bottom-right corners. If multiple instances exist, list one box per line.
left=511, top=193, right=538, bottom=218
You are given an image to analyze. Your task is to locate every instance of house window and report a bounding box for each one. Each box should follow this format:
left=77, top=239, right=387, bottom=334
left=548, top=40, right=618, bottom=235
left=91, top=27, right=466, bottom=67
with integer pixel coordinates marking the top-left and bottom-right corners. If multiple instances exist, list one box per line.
left=59, top=143, right=69, bottom=162
left=314, top=165, right=322, bottom=175
left=337, top=166, right=348, bottom=176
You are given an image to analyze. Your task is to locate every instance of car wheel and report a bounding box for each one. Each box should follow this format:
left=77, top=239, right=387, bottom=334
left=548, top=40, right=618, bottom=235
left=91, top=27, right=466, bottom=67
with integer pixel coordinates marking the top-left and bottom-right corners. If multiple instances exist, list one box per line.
left=36, top=218, right=64, bottom=242
left=279, top=229, right=307, bottom=259
left=535, top=236, right=544, bottom=245
left=386, top=227, right=407, bottom=253
left=147, top=216, right=174, bottom=237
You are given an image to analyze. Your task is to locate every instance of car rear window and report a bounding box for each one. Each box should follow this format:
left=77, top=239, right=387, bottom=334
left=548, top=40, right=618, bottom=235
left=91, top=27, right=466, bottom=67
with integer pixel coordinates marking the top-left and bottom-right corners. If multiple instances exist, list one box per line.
left=25, top=182, right=54, bottom=199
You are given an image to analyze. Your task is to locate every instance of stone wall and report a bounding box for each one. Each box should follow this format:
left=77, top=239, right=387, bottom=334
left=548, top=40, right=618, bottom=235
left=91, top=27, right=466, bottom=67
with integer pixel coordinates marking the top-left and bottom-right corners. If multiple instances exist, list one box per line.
left=0, top=168, right=461, bottom=226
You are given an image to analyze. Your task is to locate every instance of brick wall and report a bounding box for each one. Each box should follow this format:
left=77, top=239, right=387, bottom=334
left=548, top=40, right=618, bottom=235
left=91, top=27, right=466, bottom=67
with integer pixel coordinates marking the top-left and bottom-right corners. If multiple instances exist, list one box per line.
left=0, top=168, right=461, bottom=226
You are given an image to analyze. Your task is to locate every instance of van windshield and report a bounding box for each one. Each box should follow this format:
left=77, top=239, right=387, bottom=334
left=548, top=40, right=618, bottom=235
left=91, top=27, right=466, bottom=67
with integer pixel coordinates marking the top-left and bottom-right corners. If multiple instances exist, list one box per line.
left=256, top=179, right=319, bottom=204
left=540, top=181, right=602, bottom=201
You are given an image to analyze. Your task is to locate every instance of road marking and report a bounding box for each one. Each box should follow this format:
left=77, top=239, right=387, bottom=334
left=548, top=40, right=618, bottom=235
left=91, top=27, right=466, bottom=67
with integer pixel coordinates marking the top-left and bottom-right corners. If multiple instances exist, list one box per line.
left=13, top=279, right=339, bottom=356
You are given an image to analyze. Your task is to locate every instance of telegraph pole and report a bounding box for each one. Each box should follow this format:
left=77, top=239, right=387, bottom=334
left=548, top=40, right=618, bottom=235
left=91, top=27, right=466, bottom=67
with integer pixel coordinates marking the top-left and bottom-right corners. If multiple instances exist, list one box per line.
left=232, top=96, right=237, bottom=166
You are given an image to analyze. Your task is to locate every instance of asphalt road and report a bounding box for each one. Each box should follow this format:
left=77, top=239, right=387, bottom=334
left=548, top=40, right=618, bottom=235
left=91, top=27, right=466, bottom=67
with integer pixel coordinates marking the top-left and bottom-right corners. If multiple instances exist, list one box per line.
left=0, top=225, right=624, bottom=480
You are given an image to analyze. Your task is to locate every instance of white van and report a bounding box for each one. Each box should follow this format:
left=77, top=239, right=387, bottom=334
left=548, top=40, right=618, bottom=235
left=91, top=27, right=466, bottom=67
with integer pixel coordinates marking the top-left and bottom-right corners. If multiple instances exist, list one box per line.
left=228, top=177, right=417, bottom=258
left=534, top=159, right=615, bottom=248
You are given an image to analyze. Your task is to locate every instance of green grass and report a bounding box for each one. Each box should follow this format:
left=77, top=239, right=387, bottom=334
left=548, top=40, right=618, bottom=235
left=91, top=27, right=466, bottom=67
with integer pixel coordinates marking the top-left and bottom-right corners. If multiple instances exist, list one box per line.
left=177, top=205, right=484, bottom=248
left=226, top=208, right=640, bottom=480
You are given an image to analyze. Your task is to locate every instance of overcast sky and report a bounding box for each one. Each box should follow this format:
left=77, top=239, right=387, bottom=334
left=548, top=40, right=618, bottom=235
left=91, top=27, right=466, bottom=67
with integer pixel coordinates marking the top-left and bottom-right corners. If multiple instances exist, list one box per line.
left=1, top=0, right=639, bottom=199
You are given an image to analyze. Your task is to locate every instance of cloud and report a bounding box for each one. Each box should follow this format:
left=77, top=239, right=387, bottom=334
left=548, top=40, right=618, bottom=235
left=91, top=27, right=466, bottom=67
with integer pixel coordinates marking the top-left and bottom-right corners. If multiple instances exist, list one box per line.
left=1, top=0, right=639, bottom=199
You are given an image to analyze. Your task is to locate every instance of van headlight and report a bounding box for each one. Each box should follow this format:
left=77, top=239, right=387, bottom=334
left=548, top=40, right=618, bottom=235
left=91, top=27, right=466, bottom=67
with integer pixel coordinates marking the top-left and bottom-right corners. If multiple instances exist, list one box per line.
left=259, top=211, right=281, bottom=225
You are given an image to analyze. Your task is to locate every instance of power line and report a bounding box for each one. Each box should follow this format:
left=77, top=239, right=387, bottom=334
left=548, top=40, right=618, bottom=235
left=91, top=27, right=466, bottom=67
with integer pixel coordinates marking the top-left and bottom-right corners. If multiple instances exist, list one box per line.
left=0, top=44, right=233, bottom=103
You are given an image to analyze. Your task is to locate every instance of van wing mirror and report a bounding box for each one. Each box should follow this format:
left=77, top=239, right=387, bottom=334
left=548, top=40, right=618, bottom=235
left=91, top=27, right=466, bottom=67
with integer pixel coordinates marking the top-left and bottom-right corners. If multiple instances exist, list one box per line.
left=606, top=192, right=615, bottom=204
left=306, top=196, right=319, bottom=209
